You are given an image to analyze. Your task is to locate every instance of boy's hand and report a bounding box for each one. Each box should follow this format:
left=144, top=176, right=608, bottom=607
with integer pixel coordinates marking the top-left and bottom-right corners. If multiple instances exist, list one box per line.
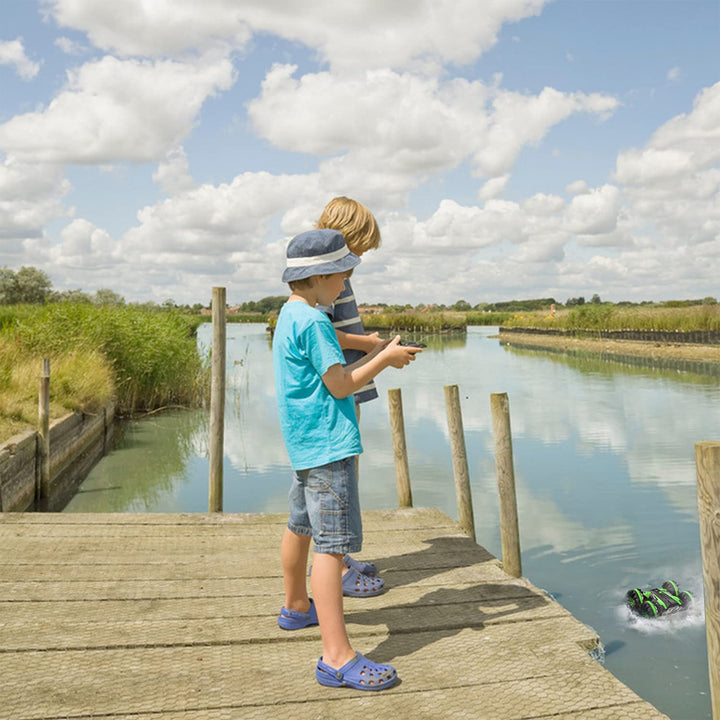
left=382, top=335, right=421, bottom=368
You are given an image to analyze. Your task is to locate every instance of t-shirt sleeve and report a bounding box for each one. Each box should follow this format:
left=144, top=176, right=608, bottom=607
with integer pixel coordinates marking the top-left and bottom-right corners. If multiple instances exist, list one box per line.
left=302, top=315, right=345, bottom=376
left=316, top=303, right=335, bottom=321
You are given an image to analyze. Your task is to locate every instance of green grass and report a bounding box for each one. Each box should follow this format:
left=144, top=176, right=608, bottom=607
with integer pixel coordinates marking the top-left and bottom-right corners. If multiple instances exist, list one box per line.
left=502, top=304, right=720, bottom=332
left=362, top=312, right=467, bottom=331
left=0, top=336, right=114, bottom=442
left=0, top=304, right=210, bottom=444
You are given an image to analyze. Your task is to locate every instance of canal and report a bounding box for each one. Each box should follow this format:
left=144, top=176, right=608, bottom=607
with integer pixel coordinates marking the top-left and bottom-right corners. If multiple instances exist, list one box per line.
left=65, top=322, right=720, bottom=719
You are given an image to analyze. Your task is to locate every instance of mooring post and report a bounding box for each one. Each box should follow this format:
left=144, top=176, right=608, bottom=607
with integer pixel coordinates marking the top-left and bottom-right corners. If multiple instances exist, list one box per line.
left=490, top=392, right=522, bottom=578
left=208, top=287, right=226, bottom=513
left=695, top=441, right=720, bottom=719
left=37, top=358, right=51, bottom=503
left=388, top=388, right=412, bottom=507
left=444, top=384, right=476, bottom=541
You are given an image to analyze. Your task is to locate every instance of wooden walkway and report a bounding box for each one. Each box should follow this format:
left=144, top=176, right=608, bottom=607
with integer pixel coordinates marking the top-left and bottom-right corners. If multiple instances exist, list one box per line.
left=0, top=508, right=669, bottom=720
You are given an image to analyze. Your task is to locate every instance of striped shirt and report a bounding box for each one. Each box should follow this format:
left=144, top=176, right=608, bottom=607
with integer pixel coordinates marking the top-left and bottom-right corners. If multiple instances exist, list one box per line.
left=321, top=278, right=378, bottom=405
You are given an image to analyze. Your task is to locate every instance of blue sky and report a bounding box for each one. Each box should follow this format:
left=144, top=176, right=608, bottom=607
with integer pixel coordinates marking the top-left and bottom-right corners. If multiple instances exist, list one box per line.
left=1, top=0, right=718, bottom=305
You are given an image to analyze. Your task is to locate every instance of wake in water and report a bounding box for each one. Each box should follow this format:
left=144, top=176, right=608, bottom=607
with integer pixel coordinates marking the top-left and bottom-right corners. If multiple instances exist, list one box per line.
left=616, top=573, right=706, bottom=635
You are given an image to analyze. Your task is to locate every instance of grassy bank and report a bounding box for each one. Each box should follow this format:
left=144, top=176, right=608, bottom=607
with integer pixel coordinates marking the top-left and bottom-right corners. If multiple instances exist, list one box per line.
left=1, top=304, right=209, bottom=444
left=502, top=304, right=720, bottom=333
left=363, top=311, right=467, bottom=332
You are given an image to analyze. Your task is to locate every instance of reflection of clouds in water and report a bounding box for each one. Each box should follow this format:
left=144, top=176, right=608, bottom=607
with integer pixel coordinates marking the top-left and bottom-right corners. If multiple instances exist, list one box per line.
left=212, top=325, right=714, bottom=533
left=516, top=491, right=633, bottom=557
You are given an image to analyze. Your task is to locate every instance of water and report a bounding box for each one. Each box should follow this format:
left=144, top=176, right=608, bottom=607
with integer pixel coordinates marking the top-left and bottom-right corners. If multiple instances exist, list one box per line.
left=65, top=323, right=720, bottom=719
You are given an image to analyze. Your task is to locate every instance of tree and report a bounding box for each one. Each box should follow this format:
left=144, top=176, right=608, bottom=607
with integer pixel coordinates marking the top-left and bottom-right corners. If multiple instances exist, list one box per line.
left=452, top=300, right=472, bottom=311
left=52, top=288, right=92, bottom=304
left=93, top=288, right=125, bottom=306
left=590, top=293, right=602, bottom=304
left=0, top=267, right=18, bottom=304
left=0, top=266, right=52, bottom=304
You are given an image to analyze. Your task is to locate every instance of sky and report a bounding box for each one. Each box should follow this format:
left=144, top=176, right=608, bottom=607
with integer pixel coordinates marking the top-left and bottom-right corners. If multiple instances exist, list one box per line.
left=0, top=0, right=718, bottom=307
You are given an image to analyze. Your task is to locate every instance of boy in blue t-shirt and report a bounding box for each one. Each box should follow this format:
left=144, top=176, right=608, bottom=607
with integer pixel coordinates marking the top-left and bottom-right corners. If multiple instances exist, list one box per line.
left=273, top=228, right=420, bottom=691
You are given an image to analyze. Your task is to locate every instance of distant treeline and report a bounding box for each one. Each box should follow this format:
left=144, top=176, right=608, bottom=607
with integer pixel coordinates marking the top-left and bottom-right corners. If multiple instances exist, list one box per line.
left=2, top=266, right=717, bottom=315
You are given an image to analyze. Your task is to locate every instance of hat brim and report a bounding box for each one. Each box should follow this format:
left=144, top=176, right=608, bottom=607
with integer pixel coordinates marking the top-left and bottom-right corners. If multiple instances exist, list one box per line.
left=282, top=251, right=361, bottom=283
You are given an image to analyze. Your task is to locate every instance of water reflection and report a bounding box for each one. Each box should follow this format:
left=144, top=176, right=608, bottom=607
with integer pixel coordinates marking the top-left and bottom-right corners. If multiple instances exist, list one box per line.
left=63, top=409, right=207, bottom=512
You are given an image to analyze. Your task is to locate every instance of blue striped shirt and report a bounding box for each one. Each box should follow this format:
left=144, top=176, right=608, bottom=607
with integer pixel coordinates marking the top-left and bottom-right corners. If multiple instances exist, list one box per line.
left=322, top=279, right=378, bottom=405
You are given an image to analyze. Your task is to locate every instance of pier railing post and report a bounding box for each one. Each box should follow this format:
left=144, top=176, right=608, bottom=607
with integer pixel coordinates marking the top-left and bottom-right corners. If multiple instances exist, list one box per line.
left=388, top=388, right=412, bottom=508
left=444, top=384, right=476, bottom=542
left=37, top=358, right=51, bottom=504
left=208, top=287, right=226, bottom=513
left=490, top=392, right=522, bottom=578
left=695, top=440, right=720, bottom=719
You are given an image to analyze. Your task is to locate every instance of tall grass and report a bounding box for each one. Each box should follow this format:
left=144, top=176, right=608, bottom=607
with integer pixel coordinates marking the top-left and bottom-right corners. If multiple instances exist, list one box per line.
left=0, top=335, right=114, bottom=441
left=363, top=312, right=467, bottom=331
left=502, top=304, right=720, bottom=332
left=3, top=304, right=209, bottom=417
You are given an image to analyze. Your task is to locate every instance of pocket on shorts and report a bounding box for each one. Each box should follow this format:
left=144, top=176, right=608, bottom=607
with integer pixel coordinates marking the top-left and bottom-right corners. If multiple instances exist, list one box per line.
left=306, top=460, right=354, bottom=543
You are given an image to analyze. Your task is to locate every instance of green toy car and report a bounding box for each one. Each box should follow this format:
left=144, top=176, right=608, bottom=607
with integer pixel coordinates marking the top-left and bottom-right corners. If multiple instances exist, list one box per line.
left=625, top=580, right=694, bottom=618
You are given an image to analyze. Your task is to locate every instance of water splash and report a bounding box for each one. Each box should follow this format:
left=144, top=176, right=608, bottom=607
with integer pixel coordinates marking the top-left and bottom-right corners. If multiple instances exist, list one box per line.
left=617, top=574, right=706, bottom=635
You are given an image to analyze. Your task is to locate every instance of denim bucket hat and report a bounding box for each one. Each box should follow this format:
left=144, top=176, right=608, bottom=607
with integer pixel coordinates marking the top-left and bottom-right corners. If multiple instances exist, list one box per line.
left=282, top=228, right=361, bottom=283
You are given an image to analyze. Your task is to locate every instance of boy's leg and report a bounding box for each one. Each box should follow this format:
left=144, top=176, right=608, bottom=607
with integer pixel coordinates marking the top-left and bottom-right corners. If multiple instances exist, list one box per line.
left=311, top=552, right=355, bottom=669
left=281, top=528, right=312, bottom=612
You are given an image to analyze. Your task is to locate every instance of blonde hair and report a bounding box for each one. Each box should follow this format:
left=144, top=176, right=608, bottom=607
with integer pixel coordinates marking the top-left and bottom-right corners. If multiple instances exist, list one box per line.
left=317, top=196, right=381, bottom=255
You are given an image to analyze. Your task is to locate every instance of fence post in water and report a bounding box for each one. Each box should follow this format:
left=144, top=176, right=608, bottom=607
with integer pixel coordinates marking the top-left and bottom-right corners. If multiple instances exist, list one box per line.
left=208, top=287, right=226, bottom=513
left=37, top=358, right=51, bottom=503
left=490, top=392, right=522, bottom=578
left=388, top=388, right=412, bottom=508
left=695, top=441, right=720, bottom=719
left=444, top=384, right=476, bottom=542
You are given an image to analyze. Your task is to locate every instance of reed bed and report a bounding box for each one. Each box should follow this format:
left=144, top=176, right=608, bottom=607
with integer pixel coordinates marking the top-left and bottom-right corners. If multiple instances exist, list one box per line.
left=0, top=336, right=114, bottom=442
left=363, top=312, right=467, bottom=332
left=0, top=304, right=209, bottom=443
left=502, top=304, right=720, bottom=333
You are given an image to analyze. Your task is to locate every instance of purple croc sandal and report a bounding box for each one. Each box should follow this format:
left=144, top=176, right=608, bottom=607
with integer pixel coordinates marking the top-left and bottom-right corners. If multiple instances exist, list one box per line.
left=343, top=554, right=378, bottom=577
left=341, top=566, right=384, bottom=597
left=316, top=653, right=398, bottom=691
left=277, top=598, right=318, bottom=630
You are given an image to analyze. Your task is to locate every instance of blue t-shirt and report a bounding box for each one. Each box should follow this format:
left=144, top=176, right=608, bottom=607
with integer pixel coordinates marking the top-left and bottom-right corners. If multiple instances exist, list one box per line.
left=273, top=300, right=362, bottom=470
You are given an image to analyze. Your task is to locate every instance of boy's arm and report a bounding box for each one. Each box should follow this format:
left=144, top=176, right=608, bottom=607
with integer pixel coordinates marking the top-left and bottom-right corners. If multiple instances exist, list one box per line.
left=335, top=328, right=383, bottom=353
left=322, top=336, right=421, bottom=399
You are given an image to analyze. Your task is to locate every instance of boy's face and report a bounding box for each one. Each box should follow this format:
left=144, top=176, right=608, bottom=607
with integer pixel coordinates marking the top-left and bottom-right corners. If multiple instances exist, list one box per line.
left=314, top=272, right=348, bottom=306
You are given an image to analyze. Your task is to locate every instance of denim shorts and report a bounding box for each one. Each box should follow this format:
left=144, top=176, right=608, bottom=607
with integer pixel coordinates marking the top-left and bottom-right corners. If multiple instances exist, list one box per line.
left=287, top=456, right=362, bottom=555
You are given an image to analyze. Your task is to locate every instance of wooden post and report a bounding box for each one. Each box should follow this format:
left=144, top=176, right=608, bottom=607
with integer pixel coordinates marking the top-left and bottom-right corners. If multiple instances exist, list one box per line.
left=208, top=287, right=226, bottom=513
left=444, top=384, right=475, bottom=541
left=37, top=358, right=51, bottom=503
left=695, top=441, right=720, bottom=719
left=388, top=388, right=412, bottom=507
left=490, top=392, right=522, bottom=578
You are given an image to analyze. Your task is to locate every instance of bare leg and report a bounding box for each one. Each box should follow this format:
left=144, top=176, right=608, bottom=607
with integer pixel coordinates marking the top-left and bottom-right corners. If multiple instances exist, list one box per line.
left=311, top=552, right=355, bottom=669
left=281, top=528, right=311, bottom=613
left=354, top=403, right=361, bottom=481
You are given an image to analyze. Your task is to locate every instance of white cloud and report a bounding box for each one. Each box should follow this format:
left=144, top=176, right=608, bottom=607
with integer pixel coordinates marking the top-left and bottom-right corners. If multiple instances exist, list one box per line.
left=153, top=147, right=194, bottom=196
left=566, top=179, right=589, bottom=195
left=53, top=218, right=115, bottom=267
left=478, top=175, right=509, bottom=201
left=42, top=0, right=549, bottom=71
left=54, top=36, right=90, bottom=55
left=0, top=38, right=40, bottom=80
left=249, top=65, right=618, bottom=203
left=0, top=56, right=235, bottom=163
left=563, top=185, right=621, bottom=235
left=0, top=157, right=71, bottom=241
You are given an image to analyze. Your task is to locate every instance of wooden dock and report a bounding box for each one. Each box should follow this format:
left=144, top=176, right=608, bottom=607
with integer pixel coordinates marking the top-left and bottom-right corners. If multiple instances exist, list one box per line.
left=0, top=508, right=669, bottom=719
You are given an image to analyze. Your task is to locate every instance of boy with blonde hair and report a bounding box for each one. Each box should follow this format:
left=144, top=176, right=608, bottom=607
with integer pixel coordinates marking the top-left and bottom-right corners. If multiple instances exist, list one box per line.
left=274, top=228, right=420, bottom=690
left=317, top=197, right=385, bottom=585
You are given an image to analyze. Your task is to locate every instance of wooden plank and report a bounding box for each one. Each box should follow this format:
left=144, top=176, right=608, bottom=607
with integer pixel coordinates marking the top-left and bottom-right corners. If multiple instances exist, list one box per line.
left=0, top=509, right=668, bottom=720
